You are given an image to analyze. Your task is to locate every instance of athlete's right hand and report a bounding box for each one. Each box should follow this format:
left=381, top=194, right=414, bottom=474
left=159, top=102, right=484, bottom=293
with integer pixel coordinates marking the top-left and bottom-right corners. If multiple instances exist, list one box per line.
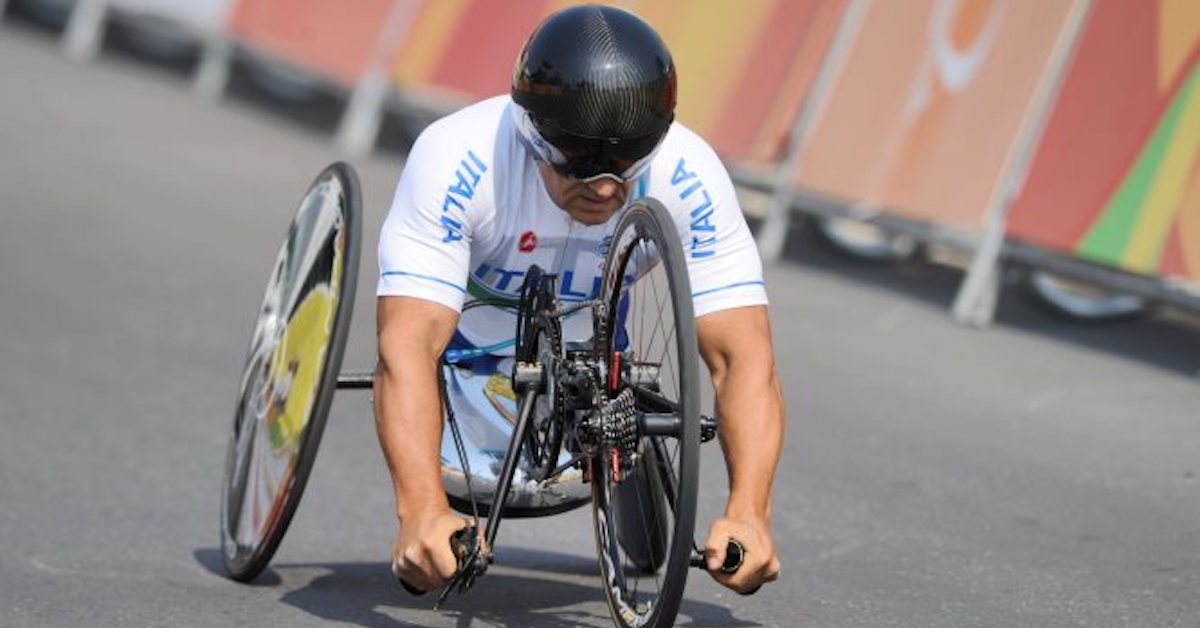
left=390, top=509, right=470, bottom=594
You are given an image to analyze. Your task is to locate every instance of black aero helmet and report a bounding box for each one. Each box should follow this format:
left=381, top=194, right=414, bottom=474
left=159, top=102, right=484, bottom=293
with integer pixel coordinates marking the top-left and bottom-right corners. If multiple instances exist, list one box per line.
left=511, top=4, right=676, bottom=182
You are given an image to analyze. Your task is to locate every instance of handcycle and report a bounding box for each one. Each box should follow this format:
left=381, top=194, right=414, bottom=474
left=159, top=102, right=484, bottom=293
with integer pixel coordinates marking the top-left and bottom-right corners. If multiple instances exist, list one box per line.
left=218, top=162, right=743, bottom=628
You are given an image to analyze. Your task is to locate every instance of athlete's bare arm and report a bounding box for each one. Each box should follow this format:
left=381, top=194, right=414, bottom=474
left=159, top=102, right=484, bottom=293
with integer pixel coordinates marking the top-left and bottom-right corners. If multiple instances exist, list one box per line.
left=696, top=304, right=785, bottom=594
left=375, top=295, right=469, bottom=593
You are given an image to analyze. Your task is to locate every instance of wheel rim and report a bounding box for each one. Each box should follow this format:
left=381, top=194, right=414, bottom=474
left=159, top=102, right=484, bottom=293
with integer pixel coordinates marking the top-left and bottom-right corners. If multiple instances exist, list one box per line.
left=220, top=165, right=359, bottom=578
left=1029, top=270, right=1147, bottom=320
left=816, top=216, right=917, bottom=260
left=593, top=203, right=698, bottom=627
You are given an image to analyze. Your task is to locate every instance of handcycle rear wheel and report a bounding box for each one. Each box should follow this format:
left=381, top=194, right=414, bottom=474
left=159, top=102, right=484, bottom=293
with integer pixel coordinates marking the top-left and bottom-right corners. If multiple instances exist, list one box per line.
left=219, top=163, right=361, bottom=581
left=592, top=198, right=700, bottom=628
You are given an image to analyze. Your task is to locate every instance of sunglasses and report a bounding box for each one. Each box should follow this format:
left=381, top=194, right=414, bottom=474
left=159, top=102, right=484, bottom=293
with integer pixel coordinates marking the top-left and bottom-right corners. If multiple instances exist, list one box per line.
left=514, top=104, right=665, bottom=183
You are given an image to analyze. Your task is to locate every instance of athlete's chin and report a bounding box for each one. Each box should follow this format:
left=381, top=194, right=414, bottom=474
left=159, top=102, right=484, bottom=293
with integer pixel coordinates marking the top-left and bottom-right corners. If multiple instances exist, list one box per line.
left=565, top=200, right=622, bottom=225
left=570, top=212, right=616, bottom=226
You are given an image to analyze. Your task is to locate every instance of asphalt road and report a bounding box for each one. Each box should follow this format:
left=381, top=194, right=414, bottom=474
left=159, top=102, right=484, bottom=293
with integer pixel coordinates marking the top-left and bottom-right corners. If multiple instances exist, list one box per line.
left=3, top=19, right=1200, bottom=628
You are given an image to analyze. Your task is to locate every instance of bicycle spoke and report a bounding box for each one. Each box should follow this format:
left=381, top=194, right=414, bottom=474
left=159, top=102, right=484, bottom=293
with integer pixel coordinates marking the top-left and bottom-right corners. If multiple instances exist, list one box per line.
left=650, top=437, right=679, bottom=514
left=650, top=271, right=678, bottom=400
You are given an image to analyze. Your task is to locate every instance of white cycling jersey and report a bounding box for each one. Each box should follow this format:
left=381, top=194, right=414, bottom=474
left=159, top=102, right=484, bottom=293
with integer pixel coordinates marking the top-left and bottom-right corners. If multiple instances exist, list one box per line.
left=377, top=95, right=767, bottom=358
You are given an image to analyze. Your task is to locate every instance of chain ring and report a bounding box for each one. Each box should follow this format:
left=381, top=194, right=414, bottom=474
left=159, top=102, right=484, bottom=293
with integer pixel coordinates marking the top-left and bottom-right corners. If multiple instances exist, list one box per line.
left=525, top=319, right=564, bottom=477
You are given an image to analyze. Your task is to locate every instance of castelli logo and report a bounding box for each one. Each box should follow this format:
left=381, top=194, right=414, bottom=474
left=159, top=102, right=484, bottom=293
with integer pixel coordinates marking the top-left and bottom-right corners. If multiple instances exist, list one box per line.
left=597, top=235, right=612, bottom=256
left=519, top=231, right=538, bottom=253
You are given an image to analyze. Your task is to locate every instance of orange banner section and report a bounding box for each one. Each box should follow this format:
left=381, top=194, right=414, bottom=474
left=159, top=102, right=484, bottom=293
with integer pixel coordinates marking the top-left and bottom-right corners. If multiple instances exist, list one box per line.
left=792, top=0, right=1076, bottom=230
left=227, top=0, right=397, bottom=85
left=393, top=0, right=554, bottom=99
left=1007, top=0, right=1200, bottom=282
left=390, top=0, right=845, bottom=164
left=704, top=0, right=847, bottom=163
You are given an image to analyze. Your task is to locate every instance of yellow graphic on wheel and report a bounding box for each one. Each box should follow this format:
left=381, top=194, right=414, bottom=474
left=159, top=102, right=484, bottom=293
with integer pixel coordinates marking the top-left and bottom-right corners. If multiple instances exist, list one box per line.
left=265, top=284, right=336, bottom=454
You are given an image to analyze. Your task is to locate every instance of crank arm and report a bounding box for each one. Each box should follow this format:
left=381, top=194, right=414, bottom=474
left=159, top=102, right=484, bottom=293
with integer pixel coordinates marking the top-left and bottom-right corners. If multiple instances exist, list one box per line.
left=434, top=527, right=487, bottom=610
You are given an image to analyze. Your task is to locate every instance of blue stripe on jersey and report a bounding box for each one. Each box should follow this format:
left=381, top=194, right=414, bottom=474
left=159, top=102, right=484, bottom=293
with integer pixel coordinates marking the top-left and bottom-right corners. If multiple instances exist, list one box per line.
left=691, top=280, right=765, bottom=299
left=381, top=270, right=467, bottom=293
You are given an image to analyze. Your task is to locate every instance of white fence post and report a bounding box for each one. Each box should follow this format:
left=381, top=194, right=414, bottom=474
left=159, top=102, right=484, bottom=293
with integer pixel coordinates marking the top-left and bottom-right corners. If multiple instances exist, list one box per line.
left=337, top=67, right=391, bottom=157
left=62, top=0, right=108, bottom=61
left=193, top=31, right=232, bottom=103
left=756, top=0, right=873, bottom=263
left=336, top=0, right=422, bottom=156
left=951, top=0, right=1093, bottom=326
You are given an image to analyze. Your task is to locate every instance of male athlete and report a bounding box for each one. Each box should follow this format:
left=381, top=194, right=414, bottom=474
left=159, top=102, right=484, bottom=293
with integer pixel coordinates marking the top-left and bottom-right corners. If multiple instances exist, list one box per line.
left=374, top=4, right=784, bottom=597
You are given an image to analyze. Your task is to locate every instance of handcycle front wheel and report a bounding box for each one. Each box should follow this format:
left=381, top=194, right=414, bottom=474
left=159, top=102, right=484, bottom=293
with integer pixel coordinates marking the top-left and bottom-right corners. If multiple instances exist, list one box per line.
left=592, top=198, right=701, bottom=628
left=219, top=162, right=362, bottom=581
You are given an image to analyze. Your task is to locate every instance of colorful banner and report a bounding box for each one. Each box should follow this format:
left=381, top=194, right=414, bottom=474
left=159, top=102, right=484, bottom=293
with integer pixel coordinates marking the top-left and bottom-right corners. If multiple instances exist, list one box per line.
left=227, top=0, right=398, bottom=85
left=390, top=0, right=845, bottom=164
left=220, top=0, right=842, bottom=163
left=1007, top=0, right=1200, bottom=283
left=791, top=0, right=1077, bottom=230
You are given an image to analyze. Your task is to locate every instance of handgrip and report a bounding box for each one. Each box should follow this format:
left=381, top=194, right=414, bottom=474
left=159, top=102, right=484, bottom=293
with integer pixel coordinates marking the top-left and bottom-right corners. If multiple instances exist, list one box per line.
left=687, top=539, right=761, bottom=595
left=398, top=576, right=426, bottom=597
left=450, top=527, right=477, bottom=568
left=395, top=527, right=477, bottom=597
left=723, top=539, right=762, bottom=595
left=720, top=539, right=745, bottom=573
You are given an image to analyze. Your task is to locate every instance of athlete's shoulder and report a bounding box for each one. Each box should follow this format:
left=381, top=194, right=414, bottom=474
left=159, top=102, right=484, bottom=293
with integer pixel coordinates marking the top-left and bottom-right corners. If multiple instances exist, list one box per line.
left=655, top=121, right=725, bottom=169
left=421, top=95, right=509, bottom=139
left=407, top=95, right=509, bottom=166
left=399, top=96, right=509, bottom=201
left=642, top=121, right=745, bottom=262
left=387, top=96, right=511, bottom=246
left=646, top=121, right=734, bottom=194
left=646, top=121, right=737, bottom=201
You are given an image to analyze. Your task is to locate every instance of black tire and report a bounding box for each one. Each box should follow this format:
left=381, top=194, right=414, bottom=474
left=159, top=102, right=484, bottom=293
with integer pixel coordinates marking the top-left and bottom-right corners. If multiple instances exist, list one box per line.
left=592, top=198, right=700, bottom=628
left=220, top=163, right=362, bottom=581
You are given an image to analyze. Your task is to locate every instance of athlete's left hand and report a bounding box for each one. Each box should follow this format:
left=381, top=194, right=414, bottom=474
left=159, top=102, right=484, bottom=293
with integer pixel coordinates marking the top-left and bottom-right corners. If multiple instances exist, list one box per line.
left=704, top=514, right=780, bottom=594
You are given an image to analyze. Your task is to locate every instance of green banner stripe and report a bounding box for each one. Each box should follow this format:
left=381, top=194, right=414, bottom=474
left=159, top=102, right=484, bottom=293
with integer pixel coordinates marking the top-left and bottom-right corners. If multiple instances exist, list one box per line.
left=1078, top=65, right=1200, bottom=265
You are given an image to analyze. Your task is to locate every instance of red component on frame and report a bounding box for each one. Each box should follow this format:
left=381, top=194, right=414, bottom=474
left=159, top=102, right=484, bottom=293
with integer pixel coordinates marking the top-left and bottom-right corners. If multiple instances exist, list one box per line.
left=609, top=351, right=621, bottom=393
left=610, top=448, right=621, bottom=484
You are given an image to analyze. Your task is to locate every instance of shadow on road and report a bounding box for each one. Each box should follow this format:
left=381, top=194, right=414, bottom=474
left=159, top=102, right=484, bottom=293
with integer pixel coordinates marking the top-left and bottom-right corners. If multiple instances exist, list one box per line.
left=193, top=547, right=756, bottom=627
left=773, top=218, right=1200, bottom=380
left=193, top=547, right=283, bottom=586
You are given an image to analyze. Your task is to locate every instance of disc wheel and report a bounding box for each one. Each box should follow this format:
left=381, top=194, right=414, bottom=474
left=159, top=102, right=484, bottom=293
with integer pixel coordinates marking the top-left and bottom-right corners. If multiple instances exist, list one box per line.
left=220, top=163, right=362, bottom=581
left=592, top=199, right=700, bottom=628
